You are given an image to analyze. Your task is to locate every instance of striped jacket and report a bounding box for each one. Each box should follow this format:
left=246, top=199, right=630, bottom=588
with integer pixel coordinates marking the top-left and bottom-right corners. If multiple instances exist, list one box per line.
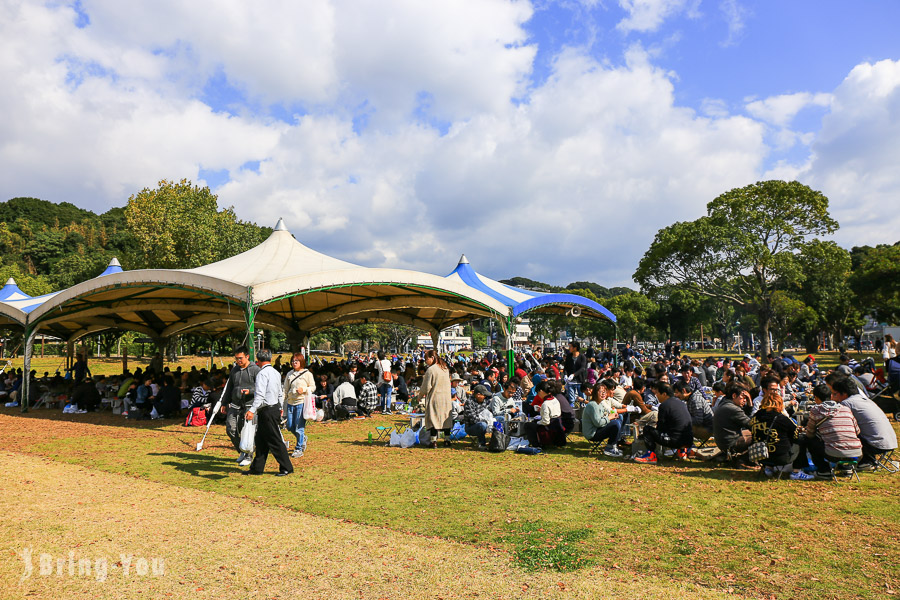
left=806, top=400, right=861, bottom=455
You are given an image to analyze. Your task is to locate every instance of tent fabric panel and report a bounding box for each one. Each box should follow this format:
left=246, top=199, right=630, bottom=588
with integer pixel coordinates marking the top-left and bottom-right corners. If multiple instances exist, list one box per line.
left=27, top=270, right=248, bottom=322
left=512, top=293, right=617, bottom=323
left=186, top=229, right=359, bottom=287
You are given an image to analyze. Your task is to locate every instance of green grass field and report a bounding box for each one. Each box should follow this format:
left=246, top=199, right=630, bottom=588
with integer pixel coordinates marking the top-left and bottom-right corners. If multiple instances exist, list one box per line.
left=1, top=407, right=898, bottom=599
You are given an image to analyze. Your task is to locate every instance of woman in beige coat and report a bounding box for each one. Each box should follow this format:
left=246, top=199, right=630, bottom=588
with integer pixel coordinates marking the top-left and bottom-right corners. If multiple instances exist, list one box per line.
left=415, top=349, right=453, bottom=448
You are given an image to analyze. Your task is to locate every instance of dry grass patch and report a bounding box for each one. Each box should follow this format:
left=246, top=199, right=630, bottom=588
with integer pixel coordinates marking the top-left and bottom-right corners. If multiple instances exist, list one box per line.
left=0, top=451, right=739, bottom=600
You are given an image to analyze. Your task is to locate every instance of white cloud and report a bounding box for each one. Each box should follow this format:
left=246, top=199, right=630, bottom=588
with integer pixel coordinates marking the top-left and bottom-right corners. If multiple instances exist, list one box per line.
left=221, top=46, right=767, bottom=284
left=2, top=0, right=897, bottom=291
left=616, top=0, right=699, bottom=34
left=745, top=92, right=832, bottom=128
left=719, top=0, right=748, bottom=47
left=799, top=59, right=900, bottom=247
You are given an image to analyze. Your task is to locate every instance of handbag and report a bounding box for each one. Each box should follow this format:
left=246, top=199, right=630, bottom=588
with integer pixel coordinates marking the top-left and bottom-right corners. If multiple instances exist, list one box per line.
left=488, top=422, right=509, bottom=453
left=748, top=418, right=775, bottom=462
left=239, top=415, right=257, bottom=453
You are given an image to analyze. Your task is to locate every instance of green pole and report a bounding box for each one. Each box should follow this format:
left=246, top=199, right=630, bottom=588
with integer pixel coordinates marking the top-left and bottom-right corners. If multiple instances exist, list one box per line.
left=246, top=289, right=256, bottom=362
left=507, top=316, right=515, bottom=378
left=21, top=325, right=33, bottom=413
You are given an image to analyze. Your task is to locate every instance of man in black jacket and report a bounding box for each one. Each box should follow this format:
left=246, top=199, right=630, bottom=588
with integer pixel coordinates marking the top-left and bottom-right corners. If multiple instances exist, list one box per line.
left=564, top=341, right=587, bottom=407
left=634, top=380, right=693, bottom=464
left=713, top=382, right=753, bottom=460
left=222, top=346, right=261, bottom=467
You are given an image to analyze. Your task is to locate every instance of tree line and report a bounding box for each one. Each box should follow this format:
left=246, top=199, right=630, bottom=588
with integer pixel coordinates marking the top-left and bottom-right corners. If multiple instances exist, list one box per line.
left=1, top=179, right=897, bottom=357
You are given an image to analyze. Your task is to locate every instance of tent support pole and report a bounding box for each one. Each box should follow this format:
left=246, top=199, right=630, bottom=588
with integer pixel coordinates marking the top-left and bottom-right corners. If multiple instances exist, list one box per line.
left=246, top=291, right=256, bottom=362
left=21, top=326, right=35, bottom=413
left=506, top=316, right=514, bottom=378
left=613, top=325, right=619, bottom=369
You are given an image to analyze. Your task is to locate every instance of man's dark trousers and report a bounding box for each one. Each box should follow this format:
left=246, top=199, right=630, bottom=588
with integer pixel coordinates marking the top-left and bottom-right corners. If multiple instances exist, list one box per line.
left=249, top=405, right=294, bottom=474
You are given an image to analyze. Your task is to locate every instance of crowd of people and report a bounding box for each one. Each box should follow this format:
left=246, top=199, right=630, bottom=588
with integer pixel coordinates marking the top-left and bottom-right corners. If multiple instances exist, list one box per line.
left=2, top=336, right=898, bottom=478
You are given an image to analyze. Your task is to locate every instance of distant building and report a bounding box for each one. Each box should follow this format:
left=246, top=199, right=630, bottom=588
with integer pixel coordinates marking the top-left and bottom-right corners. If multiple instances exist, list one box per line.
left=416, top=325, right=472, bottom=352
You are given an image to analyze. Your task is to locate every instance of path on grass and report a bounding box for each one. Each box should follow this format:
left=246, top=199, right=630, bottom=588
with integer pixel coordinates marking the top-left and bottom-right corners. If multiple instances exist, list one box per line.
left=0, top=451, right=744, bottom=600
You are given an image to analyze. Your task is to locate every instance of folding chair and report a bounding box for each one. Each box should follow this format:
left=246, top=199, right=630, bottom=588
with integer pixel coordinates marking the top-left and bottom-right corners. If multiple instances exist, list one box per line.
left=874, top=449, right=898, bottom=474
left=831, top=458, right=860, bottom=483
left=373, top=426, right=393, bottom=443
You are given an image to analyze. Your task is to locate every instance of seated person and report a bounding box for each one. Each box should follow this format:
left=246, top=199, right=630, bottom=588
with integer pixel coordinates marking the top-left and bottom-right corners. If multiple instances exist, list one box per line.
left=489, top=380, right=520, bottom=420
left=673, top=380, right=714, bottom=442
left=332, top=375, right=358, bottom=420
left=315, top=373, right=335, bottom=420
left=534, top=382, right=563, bottom=448
left=749, top=391, right=813, bottom=480
left=155, top=375, right=181, bottom=418
left=713, top=382, right=753, bottom=460
left=583, top=381, right=626, bottom=457
left=391, top=366, right=409, bottom=407
left=463, top=384, right=493, bottom=448
left=550, top=379, right=576, bottom=441
left=805, top=383, right=862, bottom=478
left=830, top=375, right=896, bottom=471
left=709, top=381, right=727, bottom=409
left=635, top=381, right=693, bottom=464
left=356, top=373, right=378, bottom=418
left=71, top=377, right=101, bottom=412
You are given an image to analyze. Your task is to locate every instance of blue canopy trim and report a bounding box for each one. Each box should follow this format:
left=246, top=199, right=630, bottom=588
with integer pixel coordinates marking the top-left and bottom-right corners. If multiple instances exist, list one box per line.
left=0, top=279, right=29, bottom=302
left=513, top=293, right=617, bottom=322
left=446, top=256, right=616, bottom=323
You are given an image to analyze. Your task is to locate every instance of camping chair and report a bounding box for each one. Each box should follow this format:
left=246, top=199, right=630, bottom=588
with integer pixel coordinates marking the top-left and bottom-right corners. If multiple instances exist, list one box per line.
left=830, top=458, right=860, bottom=483
left=373, top=425, right=393, bottom=443
left=874, top=449, right=898, bottom=474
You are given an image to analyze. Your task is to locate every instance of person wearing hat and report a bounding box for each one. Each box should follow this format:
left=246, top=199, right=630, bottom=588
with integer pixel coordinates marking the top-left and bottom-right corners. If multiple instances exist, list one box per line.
left=462, top=384, right=493, bottom=449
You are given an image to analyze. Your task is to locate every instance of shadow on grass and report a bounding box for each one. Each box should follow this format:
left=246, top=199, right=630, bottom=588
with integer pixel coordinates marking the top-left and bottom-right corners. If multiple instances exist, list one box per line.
left=149, top=451, right=237, bottom=480
left=1, top=407, right=197, bottom=433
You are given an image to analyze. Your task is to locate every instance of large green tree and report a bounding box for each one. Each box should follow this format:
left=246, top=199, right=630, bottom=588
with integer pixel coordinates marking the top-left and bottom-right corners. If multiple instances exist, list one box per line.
left=634, top=180, right=839, bottom=358
left=850, top=242, right=900, bottom=325
left=796, top=240, right=863, bottom=352
left=125, top=179, right=270, bottom=269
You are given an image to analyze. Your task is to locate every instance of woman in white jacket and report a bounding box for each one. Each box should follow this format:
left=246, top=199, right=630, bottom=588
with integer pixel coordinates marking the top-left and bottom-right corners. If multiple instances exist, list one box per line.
left=283, top=353, right=316, bottom=458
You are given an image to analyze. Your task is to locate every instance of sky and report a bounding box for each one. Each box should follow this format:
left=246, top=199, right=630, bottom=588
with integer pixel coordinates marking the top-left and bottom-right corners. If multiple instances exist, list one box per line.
left=1, top=0, right=899, bottom=288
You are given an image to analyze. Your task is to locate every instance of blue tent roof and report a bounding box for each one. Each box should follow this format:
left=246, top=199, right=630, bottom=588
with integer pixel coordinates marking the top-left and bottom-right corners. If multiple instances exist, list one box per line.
left=0, top=278, right=29, bottom=302
left=98, top=257, right=123, bottom=277
left=445, top=256, right=616, bottom=323
left=0, top=258, right=124, bottom=315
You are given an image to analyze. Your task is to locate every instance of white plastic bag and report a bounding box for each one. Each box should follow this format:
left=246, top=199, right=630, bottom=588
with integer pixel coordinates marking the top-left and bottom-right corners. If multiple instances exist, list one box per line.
left=389, top=431, right=402, bottom=447
left=399, top=428, right=416, bottom=448
left=316, top=408, right=325, bottom=421
left=240, top=415, right=257, bottom=453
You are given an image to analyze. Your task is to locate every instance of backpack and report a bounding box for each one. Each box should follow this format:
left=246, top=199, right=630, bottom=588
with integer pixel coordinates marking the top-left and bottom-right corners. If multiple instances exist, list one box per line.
left=185, top=406, right=207, bottom=427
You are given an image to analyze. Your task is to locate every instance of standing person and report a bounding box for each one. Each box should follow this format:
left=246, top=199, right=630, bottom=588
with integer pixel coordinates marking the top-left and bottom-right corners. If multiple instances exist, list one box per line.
left=223, top=346, right=261, bottom=467
left=282, top=352, right=315, bottom=458
left=414, top=349, right=453, bottom=448
left=564, top=341, right=587, bottom=407
left=884, top=334, right=898, bottom=366
left=375, top=350, right=394, bottom=414
left=73, top=354, right=91, bottom=385
left=243, top=350, right=293, bottom=476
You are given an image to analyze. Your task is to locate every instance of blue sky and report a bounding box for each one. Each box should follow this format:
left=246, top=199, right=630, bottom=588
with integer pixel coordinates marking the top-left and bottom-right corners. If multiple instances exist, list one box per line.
left=1, top=0, right=899, bottom=286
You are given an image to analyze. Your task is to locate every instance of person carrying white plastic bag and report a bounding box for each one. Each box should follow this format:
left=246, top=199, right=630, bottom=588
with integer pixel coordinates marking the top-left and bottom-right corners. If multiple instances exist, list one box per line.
left=283, top=352, right=316, bottom=459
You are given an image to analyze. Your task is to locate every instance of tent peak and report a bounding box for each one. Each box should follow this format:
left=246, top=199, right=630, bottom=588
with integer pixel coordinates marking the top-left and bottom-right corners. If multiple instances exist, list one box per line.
left=108, top=257, right=121, bottom=267
left=458, top=254, right=469, bottom=265
left=4, top=277, right=14, bottom=286
left=274, top=218, right=288, bottom=231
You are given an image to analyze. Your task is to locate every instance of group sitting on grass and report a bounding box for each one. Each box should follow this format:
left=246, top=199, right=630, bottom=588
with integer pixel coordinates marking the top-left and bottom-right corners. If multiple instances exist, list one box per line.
left=14, top=339, right=898, bottom=479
